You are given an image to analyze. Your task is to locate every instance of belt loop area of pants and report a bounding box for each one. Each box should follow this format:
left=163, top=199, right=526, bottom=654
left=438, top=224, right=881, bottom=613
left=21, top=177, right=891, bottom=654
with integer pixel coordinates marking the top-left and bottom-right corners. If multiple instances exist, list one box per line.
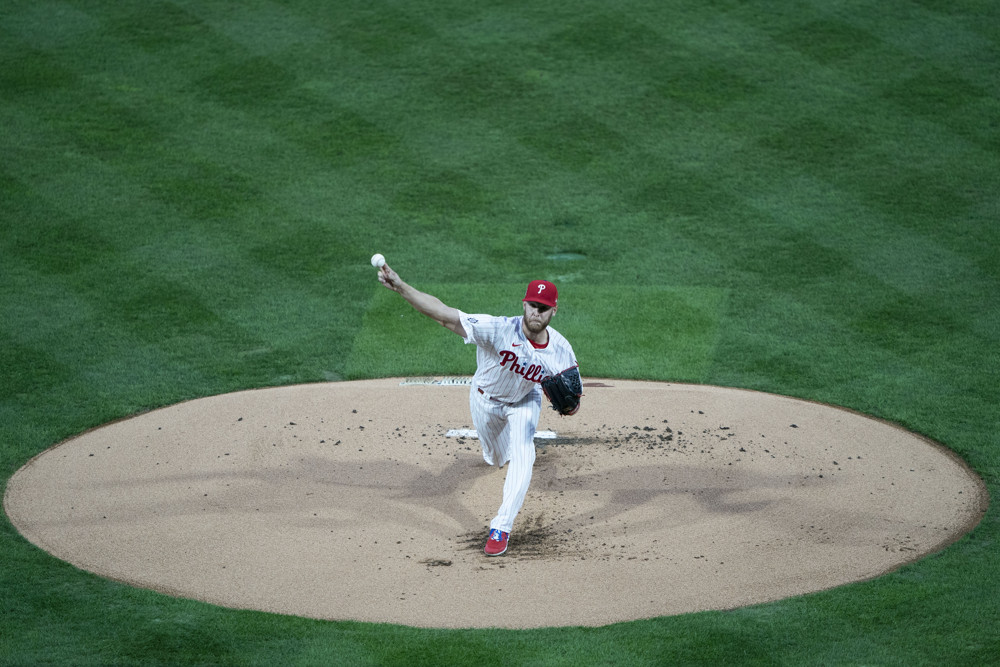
left=477, top=386, right=508, bottom=405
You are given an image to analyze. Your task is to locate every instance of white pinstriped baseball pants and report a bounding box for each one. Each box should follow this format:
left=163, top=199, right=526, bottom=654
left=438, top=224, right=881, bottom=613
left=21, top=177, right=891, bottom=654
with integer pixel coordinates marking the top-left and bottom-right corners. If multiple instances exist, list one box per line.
left=469, top=388, right=541, bottom=534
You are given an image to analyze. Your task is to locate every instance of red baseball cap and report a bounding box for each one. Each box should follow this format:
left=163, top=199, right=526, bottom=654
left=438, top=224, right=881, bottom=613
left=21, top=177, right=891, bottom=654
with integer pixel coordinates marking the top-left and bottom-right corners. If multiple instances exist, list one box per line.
left=523, top=280, right=558, bottom=308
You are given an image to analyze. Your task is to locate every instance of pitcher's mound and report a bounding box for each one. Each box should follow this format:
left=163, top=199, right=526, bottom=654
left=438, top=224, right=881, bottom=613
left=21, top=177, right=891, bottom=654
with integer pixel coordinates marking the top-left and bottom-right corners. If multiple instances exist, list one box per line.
left=4, top=379, right=986, bottom=629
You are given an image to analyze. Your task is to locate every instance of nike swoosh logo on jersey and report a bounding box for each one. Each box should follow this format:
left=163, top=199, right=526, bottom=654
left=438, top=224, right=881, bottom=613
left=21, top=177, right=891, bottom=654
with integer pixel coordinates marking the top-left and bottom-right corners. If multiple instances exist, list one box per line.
left=512, top=343, right=521, bottom=347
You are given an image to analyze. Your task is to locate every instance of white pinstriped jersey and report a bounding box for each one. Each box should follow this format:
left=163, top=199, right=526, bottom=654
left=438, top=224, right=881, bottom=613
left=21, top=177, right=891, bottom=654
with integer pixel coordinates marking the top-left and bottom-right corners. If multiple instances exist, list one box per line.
left=457, top=312, right=578, bottom=402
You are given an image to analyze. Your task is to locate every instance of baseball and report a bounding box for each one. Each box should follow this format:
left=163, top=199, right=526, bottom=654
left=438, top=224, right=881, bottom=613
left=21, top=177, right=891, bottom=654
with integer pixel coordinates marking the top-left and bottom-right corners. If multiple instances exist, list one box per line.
left=371, top=253, right=385, bottom=269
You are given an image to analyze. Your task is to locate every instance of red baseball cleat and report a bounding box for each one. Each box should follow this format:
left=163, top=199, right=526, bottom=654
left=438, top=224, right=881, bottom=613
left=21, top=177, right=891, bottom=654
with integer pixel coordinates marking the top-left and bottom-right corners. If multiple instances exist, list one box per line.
left=484, top=529, right=509, bottom=556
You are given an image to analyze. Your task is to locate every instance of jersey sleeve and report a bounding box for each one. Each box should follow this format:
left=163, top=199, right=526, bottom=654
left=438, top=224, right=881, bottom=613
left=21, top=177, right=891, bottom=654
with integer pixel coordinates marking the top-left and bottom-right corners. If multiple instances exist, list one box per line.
left=456, top=312, right=501, bottom=350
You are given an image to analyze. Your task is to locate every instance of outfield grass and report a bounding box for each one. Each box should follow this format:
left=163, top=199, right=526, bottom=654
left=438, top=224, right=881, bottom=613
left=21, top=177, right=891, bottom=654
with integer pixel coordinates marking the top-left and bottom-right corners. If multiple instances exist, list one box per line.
left=2, top=0, right=998, bottom=664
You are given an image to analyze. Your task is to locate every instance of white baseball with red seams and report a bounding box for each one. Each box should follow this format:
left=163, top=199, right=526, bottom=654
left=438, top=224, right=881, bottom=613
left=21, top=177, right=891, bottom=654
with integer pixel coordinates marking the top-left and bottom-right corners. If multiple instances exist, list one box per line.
left=458, top=311, right=578, bottom=533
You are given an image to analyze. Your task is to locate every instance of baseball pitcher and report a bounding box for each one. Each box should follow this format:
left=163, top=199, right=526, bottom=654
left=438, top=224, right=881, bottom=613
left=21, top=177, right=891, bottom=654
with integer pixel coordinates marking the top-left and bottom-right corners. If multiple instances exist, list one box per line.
left=377, top=264, right=581, bottom=556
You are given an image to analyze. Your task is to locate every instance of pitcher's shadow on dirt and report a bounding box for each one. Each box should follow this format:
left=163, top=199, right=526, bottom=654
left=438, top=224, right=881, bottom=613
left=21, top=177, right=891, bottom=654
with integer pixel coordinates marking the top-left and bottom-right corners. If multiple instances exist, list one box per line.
left=85, top=441, right=818, bottom=557
left=384, top=444, right=820, bottom=557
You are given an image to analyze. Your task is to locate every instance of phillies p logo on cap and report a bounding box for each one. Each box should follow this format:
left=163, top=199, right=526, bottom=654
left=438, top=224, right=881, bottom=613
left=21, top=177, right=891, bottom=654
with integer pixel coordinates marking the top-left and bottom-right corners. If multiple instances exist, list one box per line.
left=523, top=280, right=558, bottom=308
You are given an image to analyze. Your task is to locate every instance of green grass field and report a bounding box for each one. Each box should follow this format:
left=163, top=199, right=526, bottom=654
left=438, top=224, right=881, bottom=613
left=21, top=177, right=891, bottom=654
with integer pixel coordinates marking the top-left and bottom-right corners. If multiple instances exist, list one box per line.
left=2, top=0, right=998, bottom=664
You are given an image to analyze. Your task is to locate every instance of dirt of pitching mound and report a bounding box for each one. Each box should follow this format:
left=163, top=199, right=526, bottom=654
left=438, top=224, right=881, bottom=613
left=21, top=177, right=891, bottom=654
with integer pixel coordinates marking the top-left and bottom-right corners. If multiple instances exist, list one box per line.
left=3, top=379, right=987, bottom=629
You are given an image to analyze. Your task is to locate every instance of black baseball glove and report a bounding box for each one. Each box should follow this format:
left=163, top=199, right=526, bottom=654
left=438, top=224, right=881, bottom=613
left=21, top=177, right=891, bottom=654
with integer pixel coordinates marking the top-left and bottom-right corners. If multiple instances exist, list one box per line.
left=541, top=366, right=583, bottom=416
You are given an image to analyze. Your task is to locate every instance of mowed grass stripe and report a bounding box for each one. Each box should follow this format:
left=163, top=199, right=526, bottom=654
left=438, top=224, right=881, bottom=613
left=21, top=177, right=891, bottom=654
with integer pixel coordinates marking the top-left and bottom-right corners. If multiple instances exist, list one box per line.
left=1, top=3, right=404, bottom=215
left=0, top=142, right=365, bottom=400
left=1, top=0, right=400, bottom=344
